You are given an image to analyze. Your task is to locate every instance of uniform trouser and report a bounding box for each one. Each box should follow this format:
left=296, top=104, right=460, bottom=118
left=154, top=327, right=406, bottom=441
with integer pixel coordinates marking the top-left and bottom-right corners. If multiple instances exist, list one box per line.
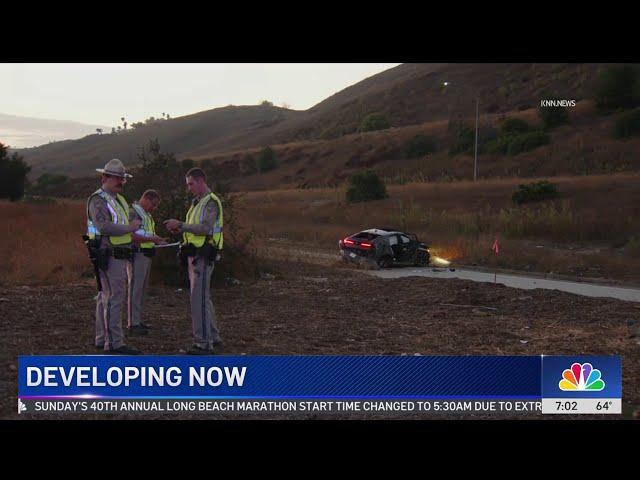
left=127, top=252, right=152, bottom=327
left=188, top=255, right=221, bottom=349
left=95, top=257, right=128, bottom=350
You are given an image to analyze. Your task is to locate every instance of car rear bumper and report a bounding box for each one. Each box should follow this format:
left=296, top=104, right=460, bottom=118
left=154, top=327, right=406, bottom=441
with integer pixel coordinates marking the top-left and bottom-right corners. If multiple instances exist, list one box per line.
left=339, top=247, right=375, bottom=263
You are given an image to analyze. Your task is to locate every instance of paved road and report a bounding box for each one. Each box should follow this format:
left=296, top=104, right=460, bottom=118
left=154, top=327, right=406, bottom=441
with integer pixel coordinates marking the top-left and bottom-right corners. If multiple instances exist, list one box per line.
left=367, top=267, right=640, bottom=303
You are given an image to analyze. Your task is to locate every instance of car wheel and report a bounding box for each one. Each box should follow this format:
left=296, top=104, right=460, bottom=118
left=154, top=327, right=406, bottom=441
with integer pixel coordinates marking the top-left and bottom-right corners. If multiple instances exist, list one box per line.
left=377, top=256, right=393, bottom=269
left=414, top=251, right=429, bottom=267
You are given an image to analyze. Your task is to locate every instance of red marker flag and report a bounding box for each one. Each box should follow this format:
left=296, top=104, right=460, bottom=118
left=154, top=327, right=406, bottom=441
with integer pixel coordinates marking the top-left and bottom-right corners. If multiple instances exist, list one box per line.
left=492, top=237, right=499, bottom=254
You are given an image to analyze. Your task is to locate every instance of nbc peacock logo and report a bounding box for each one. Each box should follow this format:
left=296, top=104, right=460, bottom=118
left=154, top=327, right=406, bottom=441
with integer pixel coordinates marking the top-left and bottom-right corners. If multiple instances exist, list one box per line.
left=559, top=362, right=605, bottom=391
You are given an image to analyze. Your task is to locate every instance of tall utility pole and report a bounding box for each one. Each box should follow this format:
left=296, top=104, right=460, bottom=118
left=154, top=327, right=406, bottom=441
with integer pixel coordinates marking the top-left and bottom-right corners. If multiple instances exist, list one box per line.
left=474, top=97, right=479, bottom=182
left=444, top=81, right=480, bottom=182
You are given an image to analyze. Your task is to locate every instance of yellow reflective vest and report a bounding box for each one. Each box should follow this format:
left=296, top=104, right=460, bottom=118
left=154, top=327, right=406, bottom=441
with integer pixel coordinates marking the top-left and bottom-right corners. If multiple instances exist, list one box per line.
left=183, top=192, right=224, bottom=249
left=132, top=203, right=156, bottom=249
left=86, top=188, right=132, bottom=245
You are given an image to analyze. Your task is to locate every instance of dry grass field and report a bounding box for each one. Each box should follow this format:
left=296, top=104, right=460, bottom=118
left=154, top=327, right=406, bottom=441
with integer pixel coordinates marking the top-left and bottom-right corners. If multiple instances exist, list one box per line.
left=3, top=171, right=640, bottom=286
left=0, top=200, right=88, bottom=285
left=237, top=173, right=640, bottom=283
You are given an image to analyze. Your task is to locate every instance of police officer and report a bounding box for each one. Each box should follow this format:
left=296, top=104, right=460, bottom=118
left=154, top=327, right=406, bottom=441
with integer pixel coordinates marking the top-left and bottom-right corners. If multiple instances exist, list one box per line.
left=164, top=168, right=223, bottom=355
left=127, top=189, right=167, bottom=335
left=87, top=159, right=142, bottom=354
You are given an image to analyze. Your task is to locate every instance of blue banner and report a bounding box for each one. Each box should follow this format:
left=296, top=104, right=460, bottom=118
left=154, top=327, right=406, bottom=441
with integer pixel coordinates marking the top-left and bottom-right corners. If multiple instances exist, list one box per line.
left=17, top=355, right=621, bottom=400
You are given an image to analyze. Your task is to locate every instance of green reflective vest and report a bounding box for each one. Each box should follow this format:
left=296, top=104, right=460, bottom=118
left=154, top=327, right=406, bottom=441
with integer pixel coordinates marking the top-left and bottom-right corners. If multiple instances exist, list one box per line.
left=86, top=188, right=132, bottom=245
left=132, top=203, right=156, bottom=249
left=183, top=192, right=224, bottom=249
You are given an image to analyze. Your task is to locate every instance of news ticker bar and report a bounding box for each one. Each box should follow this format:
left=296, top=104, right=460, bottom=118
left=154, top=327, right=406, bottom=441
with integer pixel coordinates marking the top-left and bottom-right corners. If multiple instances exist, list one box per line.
left=18, top=355, right=622, bottom=414
left=17, top=398, right=623, bottom=415
left=20, top=399, right=544, bottom=415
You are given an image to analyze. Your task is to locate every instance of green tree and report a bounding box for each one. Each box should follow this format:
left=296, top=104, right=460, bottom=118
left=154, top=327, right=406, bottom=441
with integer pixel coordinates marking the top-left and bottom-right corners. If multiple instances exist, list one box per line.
left=132, top=139, right=189, bottom=225
left=594, top=65, right=640, bottom=113
left=346, top=170, right=388, bottom=203
left=257, top=147, right=278, bottom=172
left=0, top=143, right=31, bottom=201
left=359, top=113, right=391, bottom=132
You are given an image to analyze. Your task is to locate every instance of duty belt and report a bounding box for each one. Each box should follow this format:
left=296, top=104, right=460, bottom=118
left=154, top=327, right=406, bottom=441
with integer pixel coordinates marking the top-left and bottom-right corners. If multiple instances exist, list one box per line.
left=132, top=245, right=155, bottom=257
left=111, top=246, right=133, bottom=260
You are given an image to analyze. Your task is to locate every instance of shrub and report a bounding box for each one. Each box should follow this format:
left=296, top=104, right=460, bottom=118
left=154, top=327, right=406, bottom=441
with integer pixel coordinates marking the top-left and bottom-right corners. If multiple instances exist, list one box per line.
left=31, top=173, right=69, bottom=193
left=506, top=131, right=550, bottom=155
left=346, top=170, right=388, bottom=203
left=539, top=103, right=569, bottom=129
left=512, top=180, right=559, bottom=204
left=449, top=123, right=475, bottom=155
left=612, top=107, right=640, bottom=138
left=485, top=126, right=549, bottom=156
left=500, top=117, right=530, bottom=136
left=359, top=113, right=391, bottom=133
left=257, top=147, right=278, bottom=172
left=404, top=134, right=438, bottom=158
left=485, top=136, right=512, bottom=155
left=594, top=65, right=640, bottom=113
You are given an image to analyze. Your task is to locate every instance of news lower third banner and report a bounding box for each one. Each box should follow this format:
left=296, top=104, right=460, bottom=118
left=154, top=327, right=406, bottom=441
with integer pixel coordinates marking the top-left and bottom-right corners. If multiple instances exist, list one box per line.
left=17, top=355, right=622, bottom=416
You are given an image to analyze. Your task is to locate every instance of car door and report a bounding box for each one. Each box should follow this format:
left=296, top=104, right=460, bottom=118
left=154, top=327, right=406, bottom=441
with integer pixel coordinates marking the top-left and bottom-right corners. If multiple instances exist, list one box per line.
left=386, top=234, right=401, bottom=259
left=397, top=234, right=416, bottom=263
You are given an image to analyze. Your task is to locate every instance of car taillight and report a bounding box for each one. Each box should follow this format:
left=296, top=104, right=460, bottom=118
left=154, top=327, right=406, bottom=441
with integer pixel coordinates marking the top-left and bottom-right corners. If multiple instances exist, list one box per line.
left=360, top=242, right=373, bottom=249
left=343, top=238, right=355, bottom=245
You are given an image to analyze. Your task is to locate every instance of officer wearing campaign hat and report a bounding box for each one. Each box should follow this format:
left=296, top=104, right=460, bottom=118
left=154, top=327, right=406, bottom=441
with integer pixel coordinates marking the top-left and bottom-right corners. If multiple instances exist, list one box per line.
left=86, top=159, right=142, bottom=354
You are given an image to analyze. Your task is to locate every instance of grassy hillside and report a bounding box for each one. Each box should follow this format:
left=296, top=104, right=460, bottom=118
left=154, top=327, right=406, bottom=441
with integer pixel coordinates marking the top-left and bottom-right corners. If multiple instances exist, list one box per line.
left=19, top=63, right=619, bottom=181
left=267, top=63, right=608, bottom=142
left=19, top=105, right=301, bottom=178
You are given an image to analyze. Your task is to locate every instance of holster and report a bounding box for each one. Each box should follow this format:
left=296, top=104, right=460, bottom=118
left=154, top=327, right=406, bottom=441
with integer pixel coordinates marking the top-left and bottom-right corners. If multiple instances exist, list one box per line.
left=178, top=243, right=197, bottom=267
left=83, top=235, right=109, bottom=291
left=198, top=243, right=218, bottom=266
left=112, top=246, right=133, bottom=261
left=179, top=243, right=217, bottom=266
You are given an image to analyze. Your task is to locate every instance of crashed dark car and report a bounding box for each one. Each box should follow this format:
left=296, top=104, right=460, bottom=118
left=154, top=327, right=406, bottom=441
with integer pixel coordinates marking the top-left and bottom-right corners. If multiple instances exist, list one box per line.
left=338, top=228, right=430, bottom=268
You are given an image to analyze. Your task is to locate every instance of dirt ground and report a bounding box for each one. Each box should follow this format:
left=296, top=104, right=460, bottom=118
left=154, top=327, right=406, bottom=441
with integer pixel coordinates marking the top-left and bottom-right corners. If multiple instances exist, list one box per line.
left=2, top=259, right=639, bottom=420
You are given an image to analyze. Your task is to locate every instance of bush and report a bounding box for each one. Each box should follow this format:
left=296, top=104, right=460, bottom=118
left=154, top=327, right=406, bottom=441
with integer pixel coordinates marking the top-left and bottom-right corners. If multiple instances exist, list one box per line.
left=359, top=113, right=390, bottom=133
left=404, top=134, right=438, bottom=158
left=449, top=123, right=475, bottom=155
left=485, top=127, right=549, bottom=156
left=512, top=180, right=559, bottom=204
left=0, top=142, right=31, bottom=201
left=257, top=147, right=278, bottom=172
left=31, top=173, right=69, bottom=193
left=613, top=107, right=640, bottom=138
left=506, top=131, right=550, bottom=155
left=500, top=117, right=530, bottom=136
left=539, top=104, right=569, bottom=129
left=594, top=65, right=640, bottom=113
left=484, top=136, right=512, bottom=155
left=346, top=170, right=388, bottom=203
